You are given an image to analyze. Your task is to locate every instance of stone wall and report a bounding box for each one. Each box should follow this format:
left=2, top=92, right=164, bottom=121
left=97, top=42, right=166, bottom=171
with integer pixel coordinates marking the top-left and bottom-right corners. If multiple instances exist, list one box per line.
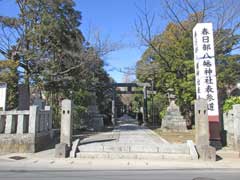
left=223, top=104, right=240, bottom=150
left=0, top=105, right=53, bottom=153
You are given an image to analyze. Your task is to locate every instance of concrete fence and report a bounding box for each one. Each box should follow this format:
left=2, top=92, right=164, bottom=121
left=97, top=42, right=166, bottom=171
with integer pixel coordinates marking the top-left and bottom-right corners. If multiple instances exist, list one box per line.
left=0, top=106, right=53, bottom=153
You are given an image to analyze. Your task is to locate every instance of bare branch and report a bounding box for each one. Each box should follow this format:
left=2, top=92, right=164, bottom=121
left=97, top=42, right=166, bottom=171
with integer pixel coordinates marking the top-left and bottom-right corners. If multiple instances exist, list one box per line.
left=184, top=0, right=200, bottom=22
left=164, top=0, right=187, bottom=31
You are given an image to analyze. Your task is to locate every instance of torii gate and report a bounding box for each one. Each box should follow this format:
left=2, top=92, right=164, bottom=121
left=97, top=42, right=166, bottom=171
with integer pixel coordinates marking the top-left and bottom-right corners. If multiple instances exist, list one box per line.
left=111, top=82, right=151, bottom=126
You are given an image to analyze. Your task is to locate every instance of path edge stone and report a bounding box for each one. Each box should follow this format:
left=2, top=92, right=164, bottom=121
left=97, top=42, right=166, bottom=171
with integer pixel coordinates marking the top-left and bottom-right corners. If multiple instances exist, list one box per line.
left=187, top=140, right=198, bottom=160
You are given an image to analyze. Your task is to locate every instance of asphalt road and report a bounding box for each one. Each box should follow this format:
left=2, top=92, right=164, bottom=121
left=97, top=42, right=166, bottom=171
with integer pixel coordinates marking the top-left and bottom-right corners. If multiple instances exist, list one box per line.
left=0, top=169, right=239, bottom=180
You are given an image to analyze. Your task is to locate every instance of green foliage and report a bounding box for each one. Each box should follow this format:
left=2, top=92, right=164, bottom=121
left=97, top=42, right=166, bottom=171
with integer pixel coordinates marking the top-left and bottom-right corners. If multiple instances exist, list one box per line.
left=215, top=29, right=240, bottom=99
left=223, top=96, right=240, bottom=112
left=136, top=17, right=196, bottom=122
left=153, top=93, right=168, bottom=120
left=159, top=108, right=167, bottom=120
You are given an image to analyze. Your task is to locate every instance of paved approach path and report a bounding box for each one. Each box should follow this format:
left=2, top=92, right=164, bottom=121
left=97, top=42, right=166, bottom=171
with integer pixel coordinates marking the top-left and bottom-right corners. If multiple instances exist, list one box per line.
left=77, top=115, right=191, bottom=159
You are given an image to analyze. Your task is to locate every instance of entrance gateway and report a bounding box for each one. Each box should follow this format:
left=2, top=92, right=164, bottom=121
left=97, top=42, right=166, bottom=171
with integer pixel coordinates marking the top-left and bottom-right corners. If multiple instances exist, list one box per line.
left=110, top=82, right=152, bottom=126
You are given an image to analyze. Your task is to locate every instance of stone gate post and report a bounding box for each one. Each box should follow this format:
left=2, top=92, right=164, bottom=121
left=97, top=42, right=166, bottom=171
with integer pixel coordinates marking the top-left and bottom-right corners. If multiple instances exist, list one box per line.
left=60, top=99, right=73, bottom=146
left=195, top=99, right=209, bottom=146
left=55, top=99, right=73, bottom=158
left=195, top=99, right=216, bottom=161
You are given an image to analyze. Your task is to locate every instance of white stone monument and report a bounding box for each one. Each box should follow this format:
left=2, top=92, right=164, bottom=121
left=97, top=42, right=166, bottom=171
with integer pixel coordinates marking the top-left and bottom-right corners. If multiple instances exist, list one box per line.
left=193, top=23, right=221, bottom=143
left=193, top=23, right=219, bottom=122
left=0, top=82, right=7, bottom=111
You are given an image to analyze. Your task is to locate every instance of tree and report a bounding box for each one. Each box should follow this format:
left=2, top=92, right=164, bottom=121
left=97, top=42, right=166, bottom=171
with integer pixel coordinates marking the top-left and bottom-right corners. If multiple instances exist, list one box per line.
left=136, top=17, right=196, bottom=126
left=0, top=0, right=115, bottom=128
left=135, top=0, right=240, bottom=126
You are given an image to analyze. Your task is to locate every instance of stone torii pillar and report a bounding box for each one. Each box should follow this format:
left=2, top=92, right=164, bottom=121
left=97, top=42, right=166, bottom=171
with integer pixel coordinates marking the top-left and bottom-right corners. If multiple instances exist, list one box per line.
left=143, top=86, right=148, bottom=125
left=111, top=88, right=116, bottom=126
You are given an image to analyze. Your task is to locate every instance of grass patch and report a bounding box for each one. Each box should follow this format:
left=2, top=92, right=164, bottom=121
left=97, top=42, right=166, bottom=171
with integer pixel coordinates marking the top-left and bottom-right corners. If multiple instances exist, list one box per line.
left=153, top=128, right=195, bottom=144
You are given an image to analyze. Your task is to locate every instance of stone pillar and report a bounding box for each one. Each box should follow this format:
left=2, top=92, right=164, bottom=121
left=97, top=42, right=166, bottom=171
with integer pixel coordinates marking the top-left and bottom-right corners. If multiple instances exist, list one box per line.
left=17, top=114, right=28, bottom=134
left=60, top=99, right=73, bottom=147
left=195, top=99, right=209, bottom=146
left=233, top=104, right=240, bottom=150
left=195, top=99, right=216, bottom=161
left=29, top=106, right=39, bottom=134
left=5, top=115, right=17, bottom=133
left=111, top=89, right=116, bottom=126
left=143, top=86, right=148, bottom=125
left=55, top=99, right=72, bottom=158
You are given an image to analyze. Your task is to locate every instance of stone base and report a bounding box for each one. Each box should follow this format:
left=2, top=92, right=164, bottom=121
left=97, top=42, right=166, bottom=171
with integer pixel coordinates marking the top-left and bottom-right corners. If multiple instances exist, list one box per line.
left=55, top=143, right=70, bottom=158
left=0, top=132, right=52, bottom=153
left=0, top=134, right=35, bottom=153
left=161, top=116, right=187, bottom=132
left=196, top=145, right=216, bottom=161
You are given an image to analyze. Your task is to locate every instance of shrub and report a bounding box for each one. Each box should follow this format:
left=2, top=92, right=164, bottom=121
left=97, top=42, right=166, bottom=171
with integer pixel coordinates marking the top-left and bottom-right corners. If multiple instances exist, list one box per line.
left=223, top=96, right=240, bottom=112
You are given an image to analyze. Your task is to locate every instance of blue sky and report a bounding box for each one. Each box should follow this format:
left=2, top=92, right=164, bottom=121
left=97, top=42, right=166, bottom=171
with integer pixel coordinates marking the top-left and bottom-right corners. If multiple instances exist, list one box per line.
left=76, top=0, right=163, bottom=82
left=0, top=0, right=164, bottom=82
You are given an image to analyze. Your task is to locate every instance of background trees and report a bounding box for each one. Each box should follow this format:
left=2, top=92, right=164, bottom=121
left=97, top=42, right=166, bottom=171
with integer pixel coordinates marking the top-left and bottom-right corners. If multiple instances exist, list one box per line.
left=0, top=0, right=114, bottom=127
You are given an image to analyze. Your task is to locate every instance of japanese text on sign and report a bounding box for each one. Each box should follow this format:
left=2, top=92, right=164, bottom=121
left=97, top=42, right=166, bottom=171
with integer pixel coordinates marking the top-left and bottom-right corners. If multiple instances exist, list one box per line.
left=193, top=23, right=219, bottom=122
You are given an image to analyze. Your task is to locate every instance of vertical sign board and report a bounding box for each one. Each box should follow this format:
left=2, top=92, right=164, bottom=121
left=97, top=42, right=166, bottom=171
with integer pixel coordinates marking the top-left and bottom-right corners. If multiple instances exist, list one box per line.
left=193, top=23, right=220, bottom=141
left=0, top=82, right=7, bottom=111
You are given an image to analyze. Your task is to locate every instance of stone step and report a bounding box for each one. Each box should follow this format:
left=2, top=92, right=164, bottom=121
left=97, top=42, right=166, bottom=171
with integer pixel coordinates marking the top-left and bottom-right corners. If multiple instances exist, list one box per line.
left=78, top=144, right=189, bottom=154
left=76, top=152, right=192, bottom=160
